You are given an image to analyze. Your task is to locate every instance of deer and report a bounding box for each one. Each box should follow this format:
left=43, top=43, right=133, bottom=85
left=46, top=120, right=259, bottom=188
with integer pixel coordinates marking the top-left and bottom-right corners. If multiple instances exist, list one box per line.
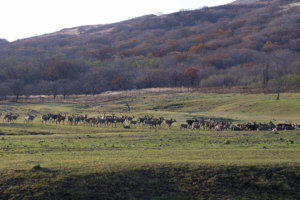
left=180, top=124, right=188, bottom=129
left=130, top=120, right=137, bottom=127
left=186, top=119, right=198, bottom=128
left=41, top=114, right=51, bottom=124
left=56, top=114, right=66, bottom=125
left=24, top=114, right=37, bottom=123
left=4, top=113, right=19, bottom=122
left=115, top=116, right=126, bottom=127
left=192, top=122, right=200, bottom=130
left=163, top=119, right=176, bottom=127
left=126, top=115, right=135, bottom=122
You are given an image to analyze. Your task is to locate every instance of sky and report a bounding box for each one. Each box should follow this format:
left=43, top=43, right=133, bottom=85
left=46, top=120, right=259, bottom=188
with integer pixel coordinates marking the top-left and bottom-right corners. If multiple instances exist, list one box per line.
left=0, top=0, right=235, bottom=41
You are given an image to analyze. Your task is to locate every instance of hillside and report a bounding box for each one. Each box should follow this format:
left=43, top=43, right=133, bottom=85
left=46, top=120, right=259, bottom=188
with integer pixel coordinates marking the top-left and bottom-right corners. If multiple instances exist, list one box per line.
left=0, top=0, right=299, bottom=98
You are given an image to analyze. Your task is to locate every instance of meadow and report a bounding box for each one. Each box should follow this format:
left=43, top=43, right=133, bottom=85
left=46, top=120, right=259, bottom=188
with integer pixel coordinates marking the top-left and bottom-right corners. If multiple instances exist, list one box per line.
left=0, top=92, right=299, bottom=199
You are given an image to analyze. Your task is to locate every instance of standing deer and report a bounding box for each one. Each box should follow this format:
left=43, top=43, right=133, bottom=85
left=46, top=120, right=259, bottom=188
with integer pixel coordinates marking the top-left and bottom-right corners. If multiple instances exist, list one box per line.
left=41, top=114, right=51, bottom=124
left=163, top=119, right=176, bottom=127
left=24, top=115, right=37, bottom=123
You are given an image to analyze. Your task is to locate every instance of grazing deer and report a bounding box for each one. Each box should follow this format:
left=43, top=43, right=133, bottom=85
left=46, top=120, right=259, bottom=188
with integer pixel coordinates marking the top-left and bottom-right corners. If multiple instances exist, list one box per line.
left=115, top=117, right=126, bottom=127
left=106, top=118, right=116, bottom=127
left=97, top=117, right=106, bottom=127
left=137, top=117, right=146, bottom=126
left=186, top=119, right=198, bottom=128
left=126, top=115, right=134, bottom=122
left=24, top=114, right=37, bottom=123
left=130, top=120, right=137, bottom=127
left=85, top=117, right=97, bottom=126
left=180, top=124, right=188, bottom=129
left=192, top=122, right=200, bottom=130
left=152, top=118, right=164, bottom=128
left=143, top=119, right=154, bottom=128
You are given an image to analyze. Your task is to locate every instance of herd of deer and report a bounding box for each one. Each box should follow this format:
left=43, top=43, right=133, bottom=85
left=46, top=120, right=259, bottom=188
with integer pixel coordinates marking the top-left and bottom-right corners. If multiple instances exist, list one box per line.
left=0, top=112, right=175, bottom=128
left=181, top=119, right=231, bottom=131
left=180, top=119, right=300, bottom=131
left=40, top=113, right=178, bottom=128
left=0, top=112, right=299, bottom=131
left=9, top=113, right=177, bottom=128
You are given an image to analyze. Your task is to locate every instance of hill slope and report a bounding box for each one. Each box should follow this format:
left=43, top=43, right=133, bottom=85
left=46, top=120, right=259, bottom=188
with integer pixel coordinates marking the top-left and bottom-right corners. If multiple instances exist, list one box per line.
left=0, top=0, right=299, bottom=97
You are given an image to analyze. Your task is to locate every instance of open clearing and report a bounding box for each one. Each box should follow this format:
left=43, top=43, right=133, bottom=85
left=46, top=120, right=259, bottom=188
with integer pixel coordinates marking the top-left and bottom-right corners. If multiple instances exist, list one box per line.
left=0, top=92, right=299, bottom=199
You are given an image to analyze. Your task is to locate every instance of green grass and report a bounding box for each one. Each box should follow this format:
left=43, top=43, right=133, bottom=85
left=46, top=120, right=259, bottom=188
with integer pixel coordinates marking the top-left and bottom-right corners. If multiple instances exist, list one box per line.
left=0, top=92, right=299, bottom=199
left=1, top=125, right=299, bottom=170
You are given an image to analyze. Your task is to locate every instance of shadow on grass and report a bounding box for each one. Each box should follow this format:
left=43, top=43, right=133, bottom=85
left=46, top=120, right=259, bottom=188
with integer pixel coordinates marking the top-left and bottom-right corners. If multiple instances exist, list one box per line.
left=30, top=167, right=55, bottom=173
left=0, top=130, right=54, bottom=136
left=0, top=123, right=28, bottom=127
left=1, top=165, right=299, bottom=200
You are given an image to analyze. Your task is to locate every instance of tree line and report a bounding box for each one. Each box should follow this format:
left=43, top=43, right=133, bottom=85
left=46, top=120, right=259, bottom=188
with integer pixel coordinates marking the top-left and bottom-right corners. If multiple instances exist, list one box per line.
left=0, top=49, right=299, bottom=102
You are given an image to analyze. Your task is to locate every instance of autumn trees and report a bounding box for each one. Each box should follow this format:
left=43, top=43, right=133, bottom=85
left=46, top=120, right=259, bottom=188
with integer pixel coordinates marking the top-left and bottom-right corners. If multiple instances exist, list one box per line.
left=0, top=0, right=299, bottom=100
left=183, top=67, right=200, bottom=87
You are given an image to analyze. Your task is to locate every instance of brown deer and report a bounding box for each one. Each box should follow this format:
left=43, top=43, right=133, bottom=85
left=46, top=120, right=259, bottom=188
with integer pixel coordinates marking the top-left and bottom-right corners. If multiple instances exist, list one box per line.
left=163, top=119, right=176, bottom=127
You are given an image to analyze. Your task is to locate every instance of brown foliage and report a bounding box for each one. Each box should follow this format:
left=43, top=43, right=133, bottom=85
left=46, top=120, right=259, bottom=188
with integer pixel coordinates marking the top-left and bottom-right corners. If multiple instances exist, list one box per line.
left=183, top=67, right=200, bottom=87
left=188, top=44, right=206, bottom=54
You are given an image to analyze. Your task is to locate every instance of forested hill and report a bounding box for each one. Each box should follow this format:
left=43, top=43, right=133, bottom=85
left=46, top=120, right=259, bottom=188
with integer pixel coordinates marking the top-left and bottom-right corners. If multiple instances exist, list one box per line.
left=0, top=0, right=299, bottom=98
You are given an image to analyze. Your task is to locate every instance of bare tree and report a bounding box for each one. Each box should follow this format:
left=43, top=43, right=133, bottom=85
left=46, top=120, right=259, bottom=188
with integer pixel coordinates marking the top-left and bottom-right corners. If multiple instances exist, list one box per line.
left=58, top=79, right=73, bottom=100
left=0, top=82, right=9, bottom=101
left=41, top=81, right=59, bottom=102
left=269, top=50, right=293, bottom=100
left=7, top=79, right=24, bottom=102
left=170, top=71, right=183, bottom=87
left=262, top=61, right=270, bottom=87
left=83, top=68, right=109, bottom=95
left=49, top=81, right=59, bottom=102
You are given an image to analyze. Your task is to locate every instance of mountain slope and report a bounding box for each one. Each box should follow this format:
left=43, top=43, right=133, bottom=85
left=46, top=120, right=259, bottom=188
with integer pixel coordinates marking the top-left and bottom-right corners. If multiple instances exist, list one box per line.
left=0, top=0, right=299, bottom=97
left=232, top=0, right=264, bottom=4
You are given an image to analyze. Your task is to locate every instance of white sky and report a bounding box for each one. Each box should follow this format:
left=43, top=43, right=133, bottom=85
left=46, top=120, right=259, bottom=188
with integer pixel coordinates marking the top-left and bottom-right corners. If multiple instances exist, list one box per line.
left=0, top=0, right=235, bottom=41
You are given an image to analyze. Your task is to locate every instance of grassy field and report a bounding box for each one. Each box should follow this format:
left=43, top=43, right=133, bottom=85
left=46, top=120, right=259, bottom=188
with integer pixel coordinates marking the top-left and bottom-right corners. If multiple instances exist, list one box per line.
left=0, top=92, right=299, bottom=199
